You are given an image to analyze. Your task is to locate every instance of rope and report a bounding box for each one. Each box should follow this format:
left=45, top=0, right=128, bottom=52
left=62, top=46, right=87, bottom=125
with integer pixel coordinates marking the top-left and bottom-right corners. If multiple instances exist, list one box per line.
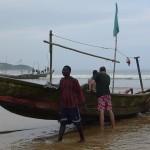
left=52, top=34, right=132, bottom=59
left=53, top=34, right=114, bottom=50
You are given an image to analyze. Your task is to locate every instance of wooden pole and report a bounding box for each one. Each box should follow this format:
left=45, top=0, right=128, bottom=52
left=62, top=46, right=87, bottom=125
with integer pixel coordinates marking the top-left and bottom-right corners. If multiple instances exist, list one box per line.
left=134, top=56, right=144, bottom=92
left=49, top=30, right=53, bottom=83
left=112, top=35, right=117, bottom=93
left=43, top=40, right=120, bottom=63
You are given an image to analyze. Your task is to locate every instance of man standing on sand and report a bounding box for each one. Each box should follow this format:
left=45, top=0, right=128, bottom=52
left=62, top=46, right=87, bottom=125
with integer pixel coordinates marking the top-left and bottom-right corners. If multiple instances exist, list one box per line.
left=93, top=66, right=115, bottom=130
left=57, top=65, right=85, bottom=142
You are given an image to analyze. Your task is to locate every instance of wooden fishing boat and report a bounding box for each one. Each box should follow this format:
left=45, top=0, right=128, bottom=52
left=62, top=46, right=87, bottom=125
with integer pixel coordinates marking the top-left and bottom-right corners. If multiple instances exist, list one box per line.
left=1, top=32, right=149, bottom=122
left=0, top=76, right=150, bottom=122
left=0, top=72, right=48, bottom=79
left=15, top=73, right=48, bottom=79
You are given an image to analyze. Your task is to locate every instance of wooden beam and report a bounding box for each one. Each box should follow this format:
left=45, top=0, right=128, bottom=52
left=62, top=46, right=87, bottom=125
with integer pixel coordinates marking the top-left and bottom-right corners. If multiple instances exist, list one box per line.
left=43, top=40, right=120, bottom=63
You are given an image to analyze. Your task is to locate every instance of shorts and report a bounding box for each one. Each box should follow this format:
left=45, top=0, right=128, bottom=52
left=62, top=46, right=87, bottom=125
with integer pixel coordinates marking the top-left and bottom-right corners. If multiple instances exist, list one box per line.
left=97, top=95, right=112, bottom=111
left=60, top=107, right=81, bottom=126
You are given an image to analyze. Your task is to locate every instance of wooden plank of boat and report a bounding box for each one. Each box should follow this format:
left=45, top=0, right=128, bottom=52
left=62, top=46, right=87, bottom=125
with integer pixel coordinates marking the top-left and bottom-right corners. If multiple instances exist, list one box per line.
left=0, top=76, right=150, bottom=122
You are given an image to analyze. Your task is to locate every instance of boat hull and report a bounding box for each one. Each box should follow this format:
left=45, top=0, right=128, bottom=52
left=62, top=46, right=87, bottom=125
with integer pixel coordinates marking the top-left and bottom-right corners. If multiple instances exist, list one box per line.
left=83, top=91, right=150, bottom=121
left=82, top=84, right=150, bottom=121
left=0, top=76, right=150, bottom=122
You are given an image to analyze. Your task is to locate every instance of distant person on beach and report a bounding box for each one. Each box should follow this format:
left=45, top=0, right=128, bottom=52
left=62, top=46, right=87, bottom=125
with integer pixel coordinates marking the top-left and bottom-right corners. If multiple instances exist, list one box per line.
left=57, top=65, right=85, bottom=142
left=93, top=66, right=115, bottom=130
left=88, top=70, right=98, bottom=91
left=47, top=67, right=49, bottom=72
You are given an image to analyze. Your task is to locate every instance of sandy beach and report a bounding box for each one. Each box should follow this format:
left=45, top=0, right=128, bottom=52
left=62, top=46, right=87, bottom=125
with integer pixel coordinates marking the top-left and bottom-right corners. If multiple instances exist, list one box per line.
left=0, top=108, right=150, bottom=150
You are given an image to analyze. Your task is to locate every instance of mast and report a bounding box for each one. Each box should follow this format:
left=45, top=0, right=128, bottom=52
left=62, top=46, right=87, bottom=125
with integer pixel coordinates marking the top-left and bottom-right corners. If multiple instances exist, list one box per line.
left=112, top=3, right=119, bottom=93
left=112, top=35, right=117, bottom=93
left=49, top=30, right=53, bottom=83
left=5, top=56, right=7, bottom=74
left=21, top=59, right=23, bottom=75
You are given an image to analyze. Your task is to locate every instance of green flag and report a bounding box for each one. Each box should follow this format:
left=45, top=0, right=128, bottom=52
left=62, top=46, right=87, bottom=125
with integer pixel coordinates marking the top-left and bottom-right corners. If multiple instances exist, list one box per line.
left=113, top=3, right=119, bottom=36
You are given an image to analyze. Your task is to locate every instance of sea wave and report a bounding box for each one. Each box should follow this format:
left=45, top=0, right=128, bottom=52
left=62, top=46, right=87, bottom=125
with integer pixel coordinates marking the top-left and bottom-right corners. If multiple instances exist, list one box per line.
left=48, top=74, right=150, bottom=80
left=2, top=70, right=150, bottom=80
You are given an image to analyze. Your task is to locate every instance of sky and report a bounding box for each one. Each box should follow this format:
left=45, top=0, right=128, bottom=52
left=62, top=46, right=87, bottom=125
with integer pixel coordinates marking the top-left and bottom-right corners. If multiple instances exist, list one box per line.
left=0, top=0, right=150, bottom=71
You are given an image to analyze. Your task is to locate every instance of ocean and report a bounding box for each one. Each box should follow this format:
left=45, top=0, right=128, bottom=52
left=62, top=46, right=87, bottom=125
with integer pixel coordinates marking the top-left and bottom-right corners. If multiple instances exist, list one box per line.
left=0, top=69, right=150, bottom=150
left=15, top=69, right=150, bottom=93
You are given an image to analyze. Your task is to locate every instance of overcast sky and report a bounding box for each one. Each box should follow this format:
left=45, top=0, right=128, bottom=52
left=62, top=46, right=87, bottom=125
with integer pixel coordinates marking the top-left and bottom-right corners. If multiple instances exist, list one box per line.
left=0, top=0, right=150, bottom=71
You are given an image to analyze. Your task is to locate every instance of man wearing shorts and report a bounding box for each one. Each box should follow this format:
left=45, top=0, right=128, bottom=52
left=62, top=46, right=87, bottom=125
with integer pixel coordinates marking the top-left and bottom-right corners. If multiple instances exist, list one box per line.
left=93, top=66, right=115, bottom=130
left=57, top=65, right=85, bottom=142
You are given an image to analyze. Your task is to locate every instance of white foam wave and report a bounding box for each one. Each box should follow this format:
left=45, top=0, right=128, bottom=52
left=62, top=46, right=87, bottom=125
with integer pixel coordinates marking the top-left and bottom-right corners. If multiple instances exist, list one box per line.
left=48, top=74, right=150, bottom=80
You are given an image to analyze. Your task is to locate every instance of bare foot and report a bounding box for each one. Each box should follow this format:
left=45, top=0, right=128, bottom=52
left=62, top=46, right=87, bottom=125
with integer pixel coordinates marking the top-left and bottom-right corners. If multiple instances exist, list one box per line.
left=78, top=138, right=85, bottom=142
left=56, top=138, right=62, bottom=142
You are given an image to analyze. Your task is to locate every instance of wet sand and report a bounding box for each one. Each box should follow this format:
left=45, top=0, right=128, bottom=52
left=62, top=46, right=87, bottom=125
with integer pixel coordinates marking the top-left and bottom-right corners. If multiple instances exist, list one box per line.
left=1, top=107, right=150, bottom=150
